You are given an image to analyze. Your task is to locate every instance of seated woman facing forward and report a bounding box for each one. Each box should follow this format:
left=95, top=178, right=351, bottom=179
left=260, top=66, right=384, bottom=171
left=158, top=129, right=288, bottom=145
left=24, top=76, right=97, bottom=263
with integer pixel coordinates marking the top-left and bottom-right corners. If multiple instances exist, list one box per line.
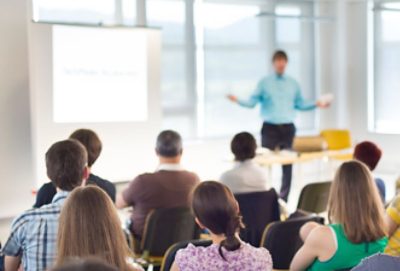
left=290, top=160, right=388, bottom=271
left=171, top=181, right=272, bottom=271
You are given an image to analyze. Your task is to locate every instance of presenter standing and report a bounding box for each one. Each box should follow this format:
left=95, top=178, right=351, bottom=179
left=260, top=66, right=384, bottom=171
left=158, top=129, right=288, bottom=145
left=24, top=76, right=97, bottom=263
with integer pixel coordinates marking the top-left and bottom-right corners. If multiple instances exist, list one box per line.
left=227, top=50, right=329, bottom=201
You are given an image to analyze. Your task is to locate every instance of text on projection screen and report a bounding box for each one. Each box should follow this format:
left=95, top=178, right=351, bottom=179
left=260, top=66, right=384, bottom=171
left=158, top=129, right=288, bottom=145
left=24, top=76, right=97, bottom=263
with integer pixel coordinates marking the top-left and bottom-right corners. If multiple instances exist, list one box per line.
left=53, top=25, right=148, bottom=123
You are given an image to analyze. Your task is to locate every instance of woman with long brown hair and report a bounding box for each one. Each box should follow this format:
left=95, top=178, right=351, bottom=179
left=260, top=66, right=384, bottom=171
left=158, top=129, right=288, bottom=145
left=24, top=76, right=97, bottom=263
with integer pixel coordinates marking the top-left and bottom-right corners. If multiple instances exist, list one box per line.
left=56, top=186, right=142, bottom=271
left=290, top=160, right=388, bottom=271
left=171, top=181, right=272, bottom=271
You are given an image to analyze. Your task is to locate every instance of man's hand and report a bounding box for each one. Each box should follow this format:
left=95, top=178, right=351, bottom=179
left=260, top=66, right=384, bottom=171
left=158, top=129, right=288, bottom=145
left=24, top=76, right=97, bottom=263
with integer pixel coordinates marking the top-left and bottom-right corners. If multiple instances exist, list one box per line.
left=227, top=94, right=238, bottom=103
left=316, top=100, right=330, bottom=108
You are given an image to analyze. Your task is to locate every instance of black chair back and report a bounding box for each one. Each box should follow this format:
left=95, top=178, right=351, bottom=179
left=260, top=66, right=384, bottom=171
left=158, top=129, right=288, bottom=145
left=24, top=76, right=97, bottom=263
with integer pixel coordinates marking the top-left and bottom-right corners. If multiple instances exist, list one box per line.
left=297, top=181, right=332, bottom=213
left=160, top=239, right=212, bottom=271
left=141, top=207, right=200, bottom=257
left=234, top=189, right=280, bottom=247
left=261, top=215, right=324, bottom=270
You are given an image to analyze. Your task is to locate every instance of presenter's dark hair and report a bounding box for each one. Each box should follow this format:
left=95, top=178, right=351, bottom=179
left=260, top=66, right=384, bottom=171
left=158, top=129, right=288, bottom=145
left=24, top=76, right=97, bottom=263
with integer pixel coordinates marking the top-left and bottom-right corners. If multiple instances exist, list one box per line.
left=272, top=50, right=288, bottom=62
left=192, top=181, right=244, bottom=261
left=231, top=132, right=257, bottom=162
left=70, top=129, right=102, bottom=167
left=156, top=130, right=183, bottom=157
left=354, top=141, right=382, bottom=171
left=46, top=139, right=87, bottom=191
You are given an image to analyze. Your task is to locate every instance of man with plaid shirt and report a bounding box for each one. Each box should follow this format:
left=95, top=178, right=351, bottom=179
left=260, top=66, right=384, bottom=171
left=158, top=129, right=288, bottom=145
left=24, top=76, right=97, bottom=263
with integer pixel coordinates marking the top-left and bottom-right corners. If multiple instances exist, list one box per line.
left=2, top=139, right=89, bottom=271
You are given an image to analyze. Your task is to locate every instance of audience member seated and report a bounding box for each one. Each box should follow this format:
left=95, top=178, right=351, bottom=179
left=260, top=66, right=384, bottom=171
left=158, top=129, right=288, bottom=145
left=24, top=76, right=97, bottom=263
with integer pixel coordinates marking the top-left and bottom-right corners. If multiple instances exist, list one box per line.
left=384, top=194, right=400, bottom=256
left=34, top=129, right=116, bottom=207
left=51, top=259, right=119, bottom=271
left=352, top=253, right=400, bottom=271
left=354, top=141, right=386, bottom=203
left=290, top=161, right=388, bottom=271
left=2, top=140, right=89, bottom=271
left=171, top=181, right=273, bottom=271
left=56, top=186, right=143, bottom=271
left=116, top=130, right=200, bottom=239
left=220, top=132, right=270, bottom=193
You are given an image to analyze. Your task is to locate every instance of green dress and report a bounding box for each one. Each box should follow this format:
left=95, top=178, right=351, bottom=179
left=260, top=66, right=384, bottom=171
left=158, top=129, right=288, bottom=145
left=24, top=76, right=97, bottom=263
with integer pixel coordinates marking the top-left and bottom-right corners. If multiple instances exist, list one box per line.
left=307, top=224, right=388, bottom=271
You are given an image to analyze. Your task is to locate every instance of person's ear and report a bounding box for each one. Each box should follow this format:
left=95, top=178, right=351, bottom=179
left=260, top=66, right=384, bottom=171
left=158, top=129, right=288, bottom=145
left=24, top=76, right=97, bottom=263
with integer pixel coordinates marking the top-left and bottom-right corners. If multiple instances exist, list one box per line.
left=195, top=217, right=206, bottom=229
left=82, top=166, right=90, bottom=186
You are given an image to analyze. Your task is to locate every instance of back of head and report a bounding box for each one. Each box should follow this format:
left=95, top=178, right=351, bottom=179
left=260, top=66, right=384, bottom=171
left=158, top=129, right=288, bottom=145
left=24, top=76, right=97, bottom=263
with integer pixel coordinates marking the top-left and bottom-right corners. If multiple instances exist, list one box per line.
left=354, top=141, right=382, bottom=171
left=156, top=130, right=182, bottom=158
left=57, top=186, right=131, bottom=270
left=46, top=139, right=88, bottom=191
left=51, top=258, right=118, bottom=271
left=192, top=181, right=244, bottom=260
left=328, top=160, right=386, bottom=243
left=231, top=132, right=257, bottom=162
left=69, top=129, right=102, bottom=167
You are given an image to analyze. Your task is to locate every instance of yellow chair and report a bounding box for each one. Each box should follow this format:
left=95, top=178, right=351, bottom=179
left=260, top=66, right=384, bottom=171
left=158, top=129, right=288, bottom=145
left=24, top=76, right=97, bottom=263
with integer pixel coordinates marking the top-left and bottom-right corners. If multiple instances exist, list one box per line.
left=320, top=129, right=352, bottom=150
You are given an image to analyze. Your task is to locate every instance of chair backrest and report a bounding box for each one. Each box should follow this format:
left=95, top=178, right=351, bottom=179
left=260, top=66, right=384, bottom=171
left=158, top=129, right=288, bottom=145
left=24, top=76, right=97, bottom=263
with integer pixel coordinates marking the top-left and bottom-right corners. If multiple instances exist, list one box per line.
left=293, top=136, right=327, bottom=153
left=141, top=207, right=200, bottom=257
left=234, top=189, right=280, bottom=247
left=260, top=216, right=325, bottom=270
left=297, top=181, right=332, bottom=214
left=160, top=239, right=213, bottom=271
left=320, top=129, right=352, bottom=150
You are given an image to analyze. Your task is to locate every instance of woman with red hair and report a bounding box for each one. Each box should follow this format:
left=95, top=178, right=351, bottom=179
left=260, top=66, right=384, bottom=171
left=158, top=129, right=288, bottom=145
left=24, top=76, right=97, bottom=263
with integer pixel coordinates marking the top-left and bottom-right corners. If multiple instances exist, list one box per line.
left=353, top=141, right=385, bottom=203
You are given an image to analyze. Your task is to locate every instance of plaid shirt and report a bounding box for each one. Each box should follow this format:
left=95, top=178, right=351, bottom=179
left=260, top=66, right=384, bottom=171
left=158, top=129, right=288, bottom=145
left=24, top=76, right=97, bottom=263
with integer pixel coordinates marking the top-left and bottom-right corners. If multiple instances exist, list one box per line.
left=2, top=191, right=69, bottom=271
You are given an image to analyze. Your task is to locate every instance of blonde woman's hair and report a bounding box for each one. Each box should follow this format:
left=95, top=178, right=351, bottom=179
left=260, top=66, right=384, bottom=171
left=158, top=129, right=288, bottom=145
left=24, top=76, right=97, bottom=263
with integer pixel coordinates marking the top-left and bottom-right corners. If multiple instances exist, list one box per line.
left=57, top=186, right=132, bottom=271
left=328, top=160, right=386, bottom=243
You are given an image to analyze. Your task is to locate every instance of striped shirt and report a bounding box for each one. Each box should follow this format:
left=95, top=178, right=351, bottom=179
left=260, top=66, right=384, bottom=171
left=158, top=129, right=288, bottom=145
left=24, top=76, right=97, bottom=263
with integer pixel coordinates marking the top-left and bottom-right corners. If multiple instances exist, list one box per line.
left=2, top=191, right=69, bottom=271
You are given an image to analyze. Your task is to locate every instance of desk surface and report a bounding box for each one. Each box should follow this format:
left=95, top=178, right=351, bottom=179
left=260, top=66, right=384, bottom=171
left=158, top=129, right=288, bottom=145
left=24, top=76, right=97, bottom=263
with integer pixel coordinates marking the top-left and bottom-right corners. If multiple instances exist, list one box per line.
left=254, top=149, right=353, bottom=166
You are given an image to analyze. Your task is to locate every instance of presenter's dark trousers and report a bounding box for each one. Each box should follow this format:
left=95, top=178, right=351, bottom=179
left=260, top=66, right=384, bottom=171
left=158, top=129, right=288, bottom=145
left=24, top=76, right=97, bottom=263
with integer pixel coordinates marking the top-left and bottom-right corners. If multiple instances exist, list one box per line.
left=261, top=122, right=296, bottom=202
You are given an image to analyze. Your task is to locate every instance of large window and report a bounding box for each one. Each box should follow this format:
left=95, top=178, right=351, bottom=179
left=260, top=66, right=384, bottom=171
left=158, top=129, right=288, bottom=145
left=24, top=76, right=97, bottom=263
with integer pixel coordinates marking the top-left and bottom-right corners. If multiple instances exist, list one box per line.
left=32, top=0, right=116, bottom=24
left=32, top=0, right=318, bottom=139
left=150, top=0, right=318, bottom=139
left=147, top=0, right=197, bottom=138
left=369, top=1, right=400, bottom=133
left=201, top=2, right=266, bottom=137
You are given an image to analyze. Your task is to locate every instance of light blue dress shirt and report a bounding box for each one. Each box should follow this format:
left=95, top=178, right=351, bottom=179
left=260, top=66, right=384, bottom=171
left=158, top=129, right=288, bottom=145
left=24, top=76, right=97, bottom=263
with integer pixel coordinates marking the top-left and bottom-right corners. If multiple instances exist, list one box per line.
left=238, top=74, right=316, bottom=124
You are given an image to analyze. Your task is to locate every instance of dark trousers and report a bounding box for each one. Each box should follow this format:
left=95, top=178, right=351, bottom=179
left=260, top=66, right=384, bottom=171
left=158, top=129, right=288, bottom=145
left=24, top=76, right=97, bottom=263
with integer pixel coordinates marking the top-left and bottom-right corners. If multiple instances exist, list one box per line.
left=261, top=122, right=296, bottom=202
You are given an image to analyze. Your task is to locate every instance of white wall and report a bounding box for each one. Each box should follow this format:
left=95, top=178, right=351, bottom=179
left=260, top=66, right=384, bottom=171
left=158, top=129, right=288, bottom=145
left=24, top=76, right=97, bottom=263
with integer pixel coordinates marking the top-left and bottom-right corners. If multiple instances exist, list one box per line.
left=339, top=1, right=400, bottom=174
left=0, top=0, right=35, bottom=218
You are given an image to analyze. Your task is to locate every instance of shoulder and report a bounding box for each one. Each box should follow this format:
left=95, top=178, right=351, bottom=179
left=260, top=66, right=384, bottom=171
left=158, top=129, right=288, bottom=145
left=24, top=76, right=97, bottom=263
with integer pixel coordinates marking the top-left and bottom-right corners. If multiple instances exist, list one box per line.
left=389, top=195, right=400, bottom=210
left=175, top=243, right=207, bottom=265
left=180, top=170, right=201, bottom=183
left=38, top=182, right=55, bottom=190
left=89, top=174, right=115, bottom=190
left=387, top=195, right=400, bottom=224
left=36, top=182, right=56, bottom=196
left=11, top=204, right=60, bottom=230
left=248, top=162, right=268, bottom=175
left=284, top=75, right=298, bottom=82
left=220, top=169, right=235, bottom=180
left=243, top=243, right=272, bottom=261
left=89, top=174, right=113, bottom=186
left=305, top=225, right=334, bottom=248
